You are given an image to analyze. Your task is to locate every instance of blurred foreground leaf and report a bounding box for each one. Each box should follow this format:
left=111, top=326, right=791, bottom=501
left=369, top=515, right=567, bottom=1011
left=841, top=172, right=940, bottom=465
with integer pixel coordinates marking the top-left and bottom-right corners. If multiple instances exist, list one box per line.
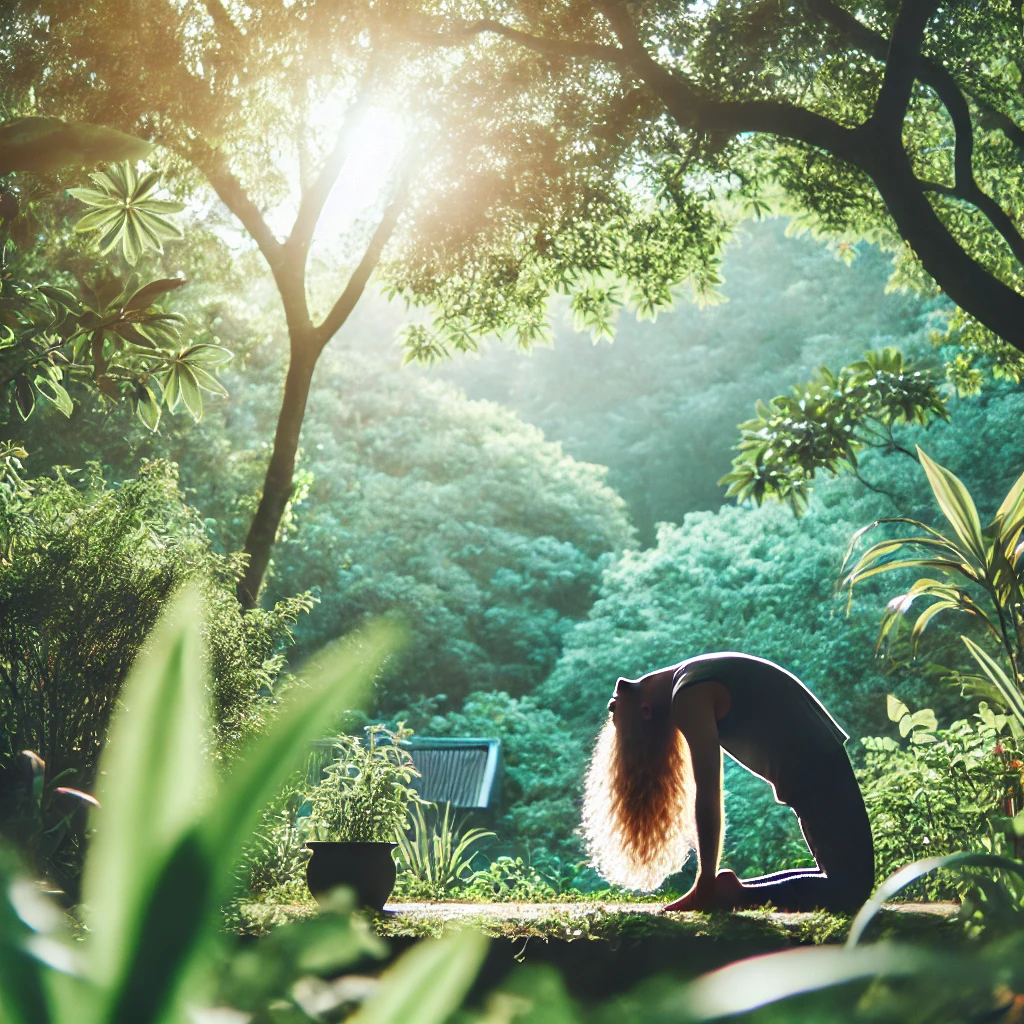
left=346, top=928, right=489, bottom=1024
left=0, top=117, right=151, bottom=175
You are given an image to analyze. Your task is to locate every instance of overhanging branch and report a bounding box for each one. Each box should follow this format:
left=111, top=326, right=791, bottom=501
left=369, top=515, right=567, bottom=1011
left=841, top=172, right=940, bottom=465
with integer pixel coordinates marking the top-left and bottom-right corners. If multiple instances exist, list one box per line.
left=600, top=0, right=861, bottom=161
left=809, top=0, right=1024, bottom=272
left=413, top=17, right=627, bottom=66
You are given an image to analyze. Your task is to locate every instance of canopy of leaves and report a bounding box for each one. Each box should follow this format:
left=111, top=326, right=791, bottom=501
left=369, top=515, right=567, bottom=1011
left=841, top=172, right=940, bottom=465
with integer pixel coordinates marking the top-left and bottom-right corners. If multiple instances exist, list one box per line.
left=428, top=219, right=941, bottom=541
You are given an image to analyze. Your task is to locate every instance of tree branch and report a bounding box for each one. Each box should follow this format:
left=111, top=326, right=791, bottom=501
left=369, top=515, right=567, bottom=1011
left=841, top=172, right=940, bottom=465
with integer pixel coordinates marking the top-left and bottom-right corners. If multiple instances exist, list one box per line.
left=599, top=0, right=862, bottom=161
left=285, top=88, right=373, bottom=265
left=188, top=143, right=320, bottom=336
left=199, top=0, right=245, bottom=46
left=809, top=0, right=1024, bottom=270
left=870, top=0, right=942, bottom=134
left=193, top=145, right=284, bottom=269
left=314, top=168, right=411, bottom=349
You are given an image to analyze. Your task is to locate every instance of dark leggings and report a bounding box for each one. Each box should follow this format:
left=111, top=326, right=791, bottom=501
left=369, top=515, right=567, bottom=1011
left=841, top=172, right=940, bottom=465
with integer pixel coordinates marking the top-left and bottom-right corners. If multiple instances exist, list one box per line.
left=736, top=753, right=875, bottom=914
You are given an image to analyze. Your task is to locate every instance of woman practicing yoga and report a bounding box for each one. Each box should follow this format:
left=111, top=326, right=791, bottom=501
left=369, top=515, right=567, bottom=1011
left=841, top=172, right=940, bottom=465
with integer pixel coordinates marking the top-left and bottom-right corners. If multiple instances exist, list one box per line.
left=582, top=652, right=875, bottom=913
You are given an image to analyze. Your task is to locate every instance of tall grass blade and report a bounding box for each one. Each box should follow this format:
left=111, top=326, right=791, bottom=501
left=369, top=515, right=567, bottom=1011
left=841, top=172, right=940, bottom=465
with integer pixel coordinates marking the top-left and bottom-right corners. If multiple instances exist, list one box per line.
left=847, top=852, right=1024, bottom=946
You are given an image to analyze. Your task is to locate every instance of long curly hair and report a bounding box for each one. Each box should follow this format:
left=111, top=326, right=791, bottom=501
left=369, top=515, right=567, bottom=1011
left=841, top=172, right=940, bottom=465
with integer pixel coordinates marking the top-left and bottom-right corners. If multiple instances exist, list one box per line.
left=581, top=708, right=696, bottom=891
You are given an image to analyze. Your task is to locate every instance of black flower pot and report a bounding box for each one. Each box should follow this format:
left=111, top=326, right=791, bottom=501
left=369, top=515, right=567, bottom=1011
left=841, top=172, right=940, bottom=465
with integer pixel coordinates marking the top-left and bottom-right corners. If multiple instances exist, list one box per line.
left=305, top=841, right=398, bottom=911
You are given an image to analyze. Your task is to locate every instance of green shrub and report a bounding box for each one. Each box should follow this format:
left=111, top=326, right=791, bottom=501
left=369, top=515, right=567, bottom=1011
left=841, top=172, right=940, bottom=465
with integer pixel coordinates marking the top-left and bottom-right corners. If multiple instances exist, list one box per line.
left=857, top=698, right=1015, bottom=898
left=395, top=802, right=494, bottom=893
left=0, top=460, right=309, bottom=889
left=454, top=856, right=561, bottom=902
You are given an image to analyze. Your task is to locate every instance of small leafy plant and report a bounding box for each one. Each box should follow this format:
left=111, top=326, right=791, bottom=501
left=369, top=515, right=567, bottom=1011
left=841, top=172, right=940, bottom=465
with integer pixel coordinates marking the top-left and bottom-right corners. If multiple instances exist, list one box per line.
left=394, top=802, right=494, bottom=896
left=308, top=724, right=421, bottom=842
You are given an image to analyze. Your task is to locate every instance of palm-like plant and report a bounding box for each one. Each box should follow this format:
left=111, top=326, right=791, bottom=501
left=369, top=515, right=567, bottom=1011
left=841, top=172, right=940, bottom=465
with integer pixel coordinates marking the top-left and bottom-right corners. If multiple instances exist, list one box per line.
left=843, top=446, right=1024, bottom=739
left=395, top=802, right=495, bottom=893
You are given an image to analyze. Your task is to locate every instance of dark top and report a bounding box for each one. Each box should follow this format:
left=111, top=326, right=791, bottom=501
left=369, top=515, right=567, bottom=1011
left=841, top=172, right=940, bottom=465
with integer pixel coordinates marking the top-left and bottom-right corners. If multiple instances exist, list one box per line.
left=672, top=652, right=848, bottom=808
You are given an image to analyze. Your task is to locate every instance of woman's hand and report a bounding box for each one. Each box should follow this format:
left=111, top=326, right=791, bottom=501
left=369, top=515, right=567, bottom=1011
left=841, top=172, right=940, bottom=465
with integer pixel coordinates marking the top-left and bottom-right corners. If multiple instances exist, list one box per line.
left=663, top=870, right=745, bottom=912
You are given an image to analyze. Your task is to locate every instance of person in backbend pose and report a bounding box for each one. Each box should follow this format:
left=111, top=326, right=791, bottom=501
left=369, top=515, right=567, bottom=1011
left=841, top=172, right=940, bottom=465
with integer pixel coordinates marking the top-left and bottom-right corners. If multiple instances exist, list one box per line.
left=581, top=652, right=875, bottom=913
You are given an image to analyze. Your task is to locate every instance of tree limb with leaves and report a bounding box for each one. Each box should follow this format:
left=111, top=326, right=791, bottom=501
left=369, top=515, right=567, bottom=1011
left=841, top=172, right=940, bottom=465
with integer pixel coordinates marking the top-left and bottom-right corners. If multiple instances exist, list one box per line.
left=721, top=348, right=948, bottom=513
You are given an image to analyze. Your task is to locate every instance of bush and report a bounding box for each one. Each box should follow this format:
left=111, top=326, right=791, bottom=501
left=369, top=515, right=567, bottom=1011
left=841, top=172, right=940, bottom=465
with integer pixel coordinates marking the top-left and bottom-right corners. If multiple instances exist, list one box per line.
left=0, top=460, right=308, bottom=888
left=857, top=699, right=1016, bottom=899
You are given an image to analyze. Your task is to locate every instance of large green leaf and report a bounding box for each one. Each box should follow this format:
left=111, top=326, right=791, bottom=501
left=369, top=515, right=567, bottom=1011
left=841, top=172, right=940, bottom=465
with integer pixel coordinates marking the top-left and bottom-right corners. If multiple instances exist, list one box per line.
left=345, top=929, right=489, bottom=1024
left=962, top=636, right=1024, bottom=729
left=0, top=874, right=55, bottom=1024
left=994, top=464, right=1024, bottom=536
left=0, top=118, right=151, bottom=175
left=916, top=447, right=987, bottom=567
left=70, top=161, right=184, bottom=265
left=658, top=943, right=943, bottom=1022
left=80, top=587, right=212, bottom=999
left=847, top=852, right=1024, bottom=947
left=200, top=623, right=400, bottom=900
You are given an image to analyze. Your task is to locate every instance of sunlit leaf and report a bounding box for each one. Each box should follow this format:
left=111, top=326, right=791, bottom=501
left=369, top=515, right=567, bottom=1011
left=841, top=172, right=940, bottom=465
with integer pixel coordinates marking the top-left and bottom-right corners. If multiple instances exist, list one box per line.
left=916, top=447, right=986, bottom=566
left=962, top=636, right=1024, bottom=728
left=70, top=161, right=184, bottom=264
left=847, top=852, right=1024, bottom=946
left=0, top=117, right=151, bottom=174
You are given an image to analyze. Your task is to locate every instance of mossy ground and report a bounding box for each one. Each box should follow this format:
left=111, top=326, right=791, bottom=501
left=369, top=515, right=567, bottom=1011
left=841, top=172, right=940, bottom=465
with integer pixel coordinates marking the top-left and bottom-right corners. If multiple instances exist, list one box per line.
left=229, top=893, right=965, bottom=1004
left=231, top=891, right=959, bottom=949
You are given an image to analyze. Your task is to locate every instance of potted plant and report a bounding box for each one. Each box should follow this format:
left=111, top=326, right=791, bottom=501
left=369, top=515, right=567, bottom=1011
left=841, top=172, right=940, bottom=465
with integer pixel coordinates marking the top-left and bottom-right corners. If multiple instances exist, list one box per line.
left=305, top=723, right=419, bottom=910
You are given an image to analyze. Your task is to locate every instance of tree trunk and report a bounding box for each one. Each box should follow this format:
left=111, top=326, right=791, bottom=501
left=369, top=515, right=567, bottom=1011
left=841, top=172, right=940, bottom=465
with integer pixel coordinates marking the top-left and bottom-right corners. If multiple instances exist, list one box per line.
left=237, top=340, right=318, bottom=609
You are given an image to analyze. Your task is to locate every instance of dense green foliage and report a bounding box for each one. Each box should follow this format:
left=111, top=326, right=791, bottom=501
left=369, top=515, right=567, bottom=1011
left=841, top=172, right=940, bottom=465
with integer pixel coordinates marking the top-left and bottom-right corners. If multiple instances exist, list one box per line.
left=2, top=593, right=1024, bottom=1024
left=18, top=218, right=1024, bottom=880
left=858, top=698, right=1016, bottom=899
left=24, top=347, right=634, bottom=710
left=0, top=141, right=228, bottom=434
left=0, top=462, right=307, bottom=889
left=430, top=219, right=940, bottom=539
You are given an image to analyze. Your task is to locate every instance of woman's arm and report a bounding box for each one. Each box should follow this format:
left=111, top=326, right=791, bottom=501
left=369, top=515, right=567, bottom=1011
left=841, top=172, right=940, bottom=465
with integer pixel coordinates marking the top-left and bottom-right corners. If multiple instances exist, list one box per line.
left=663, top=682, right=724, bottom=911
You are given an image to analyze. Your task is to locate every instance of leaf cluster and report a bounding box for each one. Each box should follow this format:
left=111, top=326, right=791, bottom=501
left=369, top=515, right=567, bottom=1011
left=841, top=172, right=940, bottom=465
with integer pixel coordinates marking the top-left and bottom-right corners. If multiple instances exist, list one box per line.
left=858, top=697, right=1018, bottom=899
left=844, top=448, right=1024, bottom=739
left=722, top=348, right=949, bottom=514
